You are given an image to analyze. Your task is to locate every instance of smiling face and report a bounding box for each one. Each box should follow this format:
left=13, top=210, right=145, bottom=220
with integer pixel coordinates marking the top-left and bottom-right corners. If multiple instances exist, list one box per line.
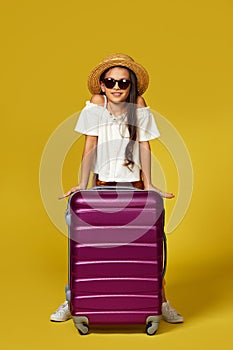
left=100, top=67, right=131, bottom=104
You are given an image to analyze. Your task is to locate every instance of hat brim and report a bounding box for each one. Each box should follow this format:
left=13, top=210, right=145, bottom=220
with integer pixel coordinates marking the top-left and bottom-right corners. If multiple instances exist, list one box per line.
left=87, top=58, right=149, bottom=95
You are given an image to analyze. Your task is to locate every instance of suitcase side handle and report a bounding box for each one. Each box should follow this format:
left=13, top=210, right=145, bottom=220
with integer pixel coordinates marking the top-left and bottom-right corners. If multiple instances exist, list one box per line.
left=161, top=209, right=167, bottom=278
left=162, top=231, right=167, bottom=278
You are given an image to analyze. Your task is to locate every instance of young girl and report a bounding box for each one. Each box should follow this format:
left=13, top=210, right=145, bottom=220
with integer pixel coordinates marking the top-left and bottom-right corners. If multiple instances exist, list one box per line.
left=50, top=54, right=183, bottom=324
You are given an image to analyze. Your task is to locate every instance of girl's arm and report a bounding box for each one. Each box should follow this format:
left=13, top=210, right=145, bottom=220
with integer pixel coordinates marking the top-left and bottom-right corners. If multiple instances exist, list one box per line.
left=59, top=135, right=98, bottom=198
left=90, top=94, right=105, bottom=105
left=139, top=141, right=175, bottom=199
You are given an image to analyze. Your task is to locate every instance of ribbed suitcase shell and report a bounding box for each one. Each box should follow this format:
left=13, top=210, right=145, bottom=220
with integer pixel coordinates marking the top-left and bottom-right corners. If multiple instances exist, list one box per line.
left=67, top=188, right=164, bottom=331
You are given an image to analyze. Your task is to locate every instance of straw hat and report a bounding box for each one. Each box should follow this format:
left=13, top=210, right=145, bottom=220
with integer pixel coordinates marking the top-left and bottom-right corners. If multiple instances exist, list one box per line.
left=87, top=53, right=149, bottom=95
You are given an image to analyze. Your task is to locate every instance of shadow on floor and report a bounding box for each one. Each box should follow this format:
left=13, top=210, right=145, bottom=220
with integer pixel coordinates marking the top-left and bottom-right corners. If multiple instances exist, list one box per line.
left=163, top=257, right=232, bottom=322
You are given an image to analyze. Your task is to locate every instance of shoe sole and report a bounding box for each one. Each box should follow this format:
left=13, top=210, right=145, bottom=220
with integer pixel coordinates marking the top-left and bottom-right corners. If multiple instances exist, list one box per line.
left=162, top=318, right=184, bottom=324
left=50, top=317, right=71, bottom=322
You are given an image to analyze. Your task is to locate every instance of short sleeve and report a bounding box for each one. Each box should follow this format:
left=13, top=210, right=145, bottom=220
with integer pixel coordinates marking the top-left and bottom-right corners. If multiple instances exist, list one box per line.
left=74, top=102, right=100, bottom=136
left=137, top=107, right=160, bottom=141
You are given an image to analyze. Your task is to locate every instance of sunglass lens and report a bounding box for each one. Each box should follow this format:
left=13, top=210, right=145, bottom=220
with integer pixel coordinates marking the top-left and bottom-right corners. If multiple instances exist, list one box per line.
left=118, top=79, right=130, bottom=89
left=103, top=78, right=115, bottom=89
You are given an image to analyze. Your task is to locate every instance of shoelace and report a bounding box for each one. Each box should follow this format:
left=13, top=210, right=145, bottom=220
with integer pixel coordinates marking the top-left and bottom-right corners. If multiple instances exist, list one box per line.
left=55, top=302, right=67, bottom=313
left=164, top=304, right=179, bottom=318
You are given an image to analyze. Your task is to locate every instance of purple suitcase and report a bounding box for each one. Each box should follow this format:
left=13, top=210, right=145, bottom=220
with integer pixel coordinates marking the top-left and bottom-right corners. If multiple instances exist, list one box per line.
left=66, top=187, right=166, bottom=335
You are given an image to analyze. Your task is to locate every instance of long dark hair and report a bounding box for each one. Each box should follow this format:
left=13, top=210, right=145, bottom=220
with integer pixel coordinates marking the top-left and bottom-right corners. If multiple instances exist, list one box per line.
left=100, top=66, right=138, bottom=170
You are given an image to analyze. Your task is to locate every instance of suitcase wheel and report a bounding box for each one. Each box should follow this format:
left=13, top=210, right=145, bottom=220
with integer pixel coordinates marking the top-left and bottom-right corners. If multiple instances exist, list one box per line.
left=77, top=323, right=89, bottom=336
left=73, top=316, right=89, bottom=335
left=146, top=321, right=159, bottom=336
left=145, top=316, right=161, bottom=336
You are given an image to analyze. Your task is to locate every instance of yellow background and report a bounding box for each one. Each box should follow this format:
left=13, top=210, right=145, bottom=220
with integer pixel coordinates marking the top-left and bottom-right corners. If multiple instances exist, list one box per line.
left=1, top=1, right=232, bottom=349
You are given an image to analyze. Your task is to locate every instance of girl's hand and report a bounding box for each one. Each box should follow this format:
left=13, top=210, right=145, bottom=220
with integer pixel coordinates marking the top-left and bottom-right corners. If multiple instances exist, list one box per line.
left=144, top=184, right=175, bottom=199
left=58, top=184, right=85, bottom=199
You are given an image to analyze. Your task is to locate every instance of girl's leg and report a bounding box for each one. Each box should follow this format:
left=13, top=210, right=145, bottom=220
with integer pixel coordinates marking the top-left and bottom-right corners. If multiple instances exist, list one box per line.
left=161, top=280, right=184, bottom=323
left=162, top=279, right=167, bottom=302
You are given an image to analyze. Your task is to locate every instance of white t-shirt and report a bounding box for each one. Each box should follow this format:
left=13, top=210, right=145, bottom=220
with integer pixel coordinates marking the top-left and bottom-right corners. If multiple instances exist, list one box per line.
left=74, top=100, right=160, bottom=182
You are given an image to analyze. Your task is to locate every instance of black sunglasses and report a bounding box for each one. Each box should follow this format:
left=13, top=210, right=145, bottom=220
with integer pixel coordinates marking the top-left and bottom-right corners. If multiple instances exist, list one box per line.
left=102, top=78, right=131, bottom=90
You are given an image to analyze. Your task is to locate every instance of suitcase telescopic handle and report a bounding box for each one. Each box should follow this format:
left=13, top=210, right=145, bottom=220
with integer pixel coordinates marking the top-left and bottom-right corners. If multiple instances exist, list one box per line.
left=91, top=186, right=141, bottom=191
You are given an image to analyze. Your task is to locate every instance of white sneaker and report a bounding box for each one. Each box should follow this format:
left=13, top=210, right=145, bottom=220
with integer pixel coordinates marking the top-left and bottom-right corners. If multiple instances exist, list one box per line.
left=162, top=301, right=184, bottom=323
left=50, top=301, right=72, bottom=322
